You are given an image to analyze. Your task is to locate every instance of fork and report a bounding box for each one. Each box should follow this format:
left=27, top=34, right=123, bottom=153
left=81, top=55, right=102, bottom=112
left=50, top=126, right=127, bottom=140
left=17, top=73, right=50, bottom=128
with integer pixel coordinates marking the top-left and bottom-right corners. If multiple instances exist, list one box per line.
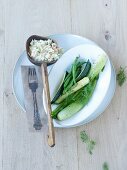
left=28, top=67, right=42, bottom=130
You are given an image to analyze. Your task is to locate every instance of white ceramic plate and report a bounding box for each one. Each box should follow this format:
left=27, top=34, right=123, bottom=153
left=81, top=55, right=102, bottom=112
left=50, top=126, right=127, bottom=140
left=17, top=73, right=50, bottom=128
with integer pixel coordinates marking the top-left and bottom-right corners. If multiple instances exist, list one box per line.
left=43, top=44, right=111, bottom=127
left=13, top=34, right=116, bottom=128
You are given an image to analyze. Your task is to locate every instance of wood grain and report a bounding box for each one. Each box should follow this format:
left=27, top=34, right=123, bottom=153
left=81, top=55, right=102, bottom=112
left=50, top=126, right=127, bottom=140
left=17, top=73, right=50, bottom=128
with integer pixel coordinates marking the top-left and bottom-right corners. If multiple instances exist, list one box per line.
left=0, top=0, right=4, bottom=169
left=41, top=63, right=55, bottom=147
left=1, top=0, right=127, bottom=169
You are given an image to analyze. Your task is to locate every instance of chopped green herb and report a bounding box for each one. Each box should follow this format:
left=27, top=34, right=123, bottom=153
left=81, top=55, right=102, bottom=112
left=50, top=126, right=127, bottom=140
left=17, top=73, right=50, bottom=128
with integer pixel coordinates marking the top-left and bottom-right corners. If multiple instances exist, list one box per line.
left=103, top=162, right=109, bottom=170
left=117, top=66, right=127, bottom=86
left=80, top=131, right=96, bottom=155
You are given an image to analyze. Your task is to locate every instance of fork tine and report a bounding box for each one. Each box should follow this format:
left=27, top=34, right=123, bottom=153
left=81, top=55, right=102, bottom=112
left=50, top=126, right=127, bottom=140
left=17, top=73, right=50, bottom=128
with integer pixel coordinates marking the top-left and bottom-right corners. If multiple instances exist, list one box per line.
left=28, top=68, right=30, bottom=75
left=33, top=68, right=38, bottom=81
left=28, top=68, right=33, bottom=82
left=28, top=67, right=38, bottom=84
left=28, top=68, right=31, bottom=83
left=31, top=68, right=34, bottom=75
left=32, top=68, right=35, bottom=75
left=30, top=69, right=32, bottom=77
left=31, top=68, right=33, bottom=75
left=32, top=68, right=35, bottom=77
left=33, top=68, right=36, bottom=75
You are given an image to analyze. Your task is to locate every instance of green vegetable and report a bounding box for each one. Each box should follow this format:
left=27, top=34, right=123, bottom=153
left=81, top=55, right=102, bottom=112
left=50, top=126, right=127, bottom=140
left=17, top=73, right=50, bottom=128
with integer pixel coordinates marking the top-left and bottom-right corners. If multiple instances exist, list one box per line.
left=103, top=162, right=109, bottom=170
left=80, top=131, right=96, bottom=155
left=63, top=57, right=85, bottom=92
left=63, top=66, right=82, bottom=93
left=89, top=54, right=107, bottom=80
left=75, top=62, right=85, bottom=69
left=55, top=77, right=89, bottom=104
left=72, top=57, right=79, bottom=84
left=76, top=60, right=91, bottom=81
left=51, top=88, right=82, bottom=118
left=72, top=63, right=76, bottom=84
left=64, top=74, right=72, bottom=88
left=51, top=100, right=69, bottom=119
left=117, top=66, right=127, bottom=86
left=51, top=72, right=67, bottom=104
left=63, top=71, right=70, bottom=83
left=77, top=60, right=86, bottom=67
left=57, top=102, right=84, bottom=120
left=63, top=79, right=74, bottom=93
left=52, top=55, right=107, bottom=120
left=63, top=71, right=69, bottom=83
left=57, top=78, right=98, bottom=120
left=76, top=65, right=82, bottom=76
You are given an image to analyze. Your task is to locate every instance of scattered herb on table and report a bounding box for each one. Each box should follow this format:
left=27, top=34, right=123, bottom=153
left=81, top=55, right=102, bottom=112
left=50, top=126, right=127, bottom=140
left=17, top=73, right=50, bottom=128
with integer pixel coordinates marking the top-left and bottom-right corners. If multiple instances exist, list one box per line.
left=117, top=66, right=127, bottom=86
left=80, top=131, right=96, bottom=155
left=103, top=162, right=109, bottom=170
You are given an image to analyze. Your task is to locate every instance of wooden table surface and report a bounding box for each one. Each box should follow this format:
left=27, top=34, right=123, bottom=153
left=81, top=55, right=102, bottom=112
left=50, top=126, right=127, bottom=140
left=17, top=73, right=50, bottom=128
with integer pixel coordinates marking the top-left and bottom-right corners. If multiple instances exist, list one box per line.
left=1, top=0, right=127, bottom=169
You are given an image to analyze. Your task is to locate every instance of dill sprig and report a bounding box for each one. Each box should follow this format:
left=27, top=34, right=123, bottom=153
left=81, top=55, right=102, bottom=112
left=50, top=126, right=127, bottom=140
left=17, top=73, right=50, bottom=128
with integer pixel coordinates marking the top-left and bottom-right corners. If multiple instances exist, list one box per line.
left=117, top=66, right=127, bottom=86
left=80, top=131, right=96, bottom=155
left=103, top=162, right=109, bottom=170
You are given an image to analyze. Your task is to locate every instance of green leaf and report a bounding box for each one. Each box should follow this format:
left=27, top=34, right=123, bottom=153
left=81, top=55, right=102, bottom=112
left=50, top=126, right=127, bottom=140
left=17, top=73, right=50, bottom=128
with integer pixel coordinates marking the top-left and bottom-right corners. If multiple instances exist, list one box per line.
left=103, top=162, right=109, bottom=170
left=117, top=66, right=127, bottom=86
left=88, top=140, right=96, bottom=155
left=80, top=131, right=96, bottom=155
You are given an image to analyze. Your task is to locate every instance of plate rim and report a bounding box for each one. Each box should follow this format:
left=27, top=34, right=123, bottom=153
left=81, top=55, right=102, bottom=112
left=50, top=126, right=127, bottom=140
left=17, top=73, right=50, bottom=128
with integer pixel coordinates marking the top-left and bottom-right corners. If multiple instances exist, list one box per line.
left=12, top=51, right=26, bottom=112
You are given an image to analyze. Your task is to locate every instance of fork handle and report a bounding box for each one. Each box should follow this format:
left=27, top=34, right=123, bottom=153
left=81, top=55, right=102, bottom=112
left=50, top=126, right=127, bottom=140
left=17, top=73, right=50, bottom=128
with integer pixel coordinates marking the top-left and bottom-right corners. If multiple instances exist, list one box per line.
left=41, top=62, right=55, bottom=147
left=32, top=92, right=42, bottom=130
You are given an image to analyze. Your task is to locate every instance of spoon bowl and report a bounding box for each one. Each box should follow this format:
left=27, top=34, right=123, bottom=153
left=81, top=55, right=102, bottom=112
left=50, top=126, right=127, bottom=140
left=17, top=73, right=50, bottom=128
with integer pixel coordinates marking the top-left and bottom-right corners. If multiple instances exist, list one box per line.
left=26, top=35, right=58, bottom=66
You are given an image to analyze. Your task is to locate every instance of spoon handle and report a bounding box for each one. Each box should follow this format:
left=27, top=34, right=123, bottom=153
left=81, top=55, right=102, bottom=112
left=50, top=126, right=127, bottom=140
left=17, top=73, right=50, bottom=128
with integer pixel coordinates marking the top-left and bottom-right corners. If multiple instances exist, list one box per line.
left=41, top=62, right=55, bottom=147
